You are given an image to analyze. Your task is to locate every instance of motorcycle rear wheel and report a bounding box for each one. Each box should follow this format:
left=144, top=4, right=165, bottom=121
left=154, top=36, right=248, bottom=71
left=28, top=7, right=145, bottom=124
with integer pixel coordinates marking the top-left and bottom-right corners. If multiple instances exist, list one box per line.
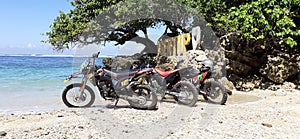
left=202, top=80, right=227, bottom=105
left=62, top=83, right=95, bottom=107
left=128, top=85, right=158, bottom=110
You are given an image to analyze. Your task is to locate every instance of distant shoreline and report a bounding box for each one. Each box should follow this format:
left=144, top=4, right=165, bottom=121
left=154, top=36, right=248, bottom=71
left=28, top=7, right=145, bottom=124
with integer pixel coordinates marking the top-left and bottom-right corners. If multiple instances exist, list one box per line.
left=0, top=54, right=114, bottom=58
left=0, top=54, right=73, bottom=57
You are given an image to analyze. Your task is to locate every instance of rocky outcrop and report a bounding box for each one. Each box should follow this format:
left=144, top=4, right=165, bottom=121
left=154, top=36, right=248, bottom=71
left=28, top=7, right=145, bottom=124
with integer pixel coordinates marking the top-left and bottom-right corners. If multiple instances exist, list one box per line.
left=101, top=32, right=300, bottom=92
left=220, top=33, right=300, bottom=91
left=102, top=56, right=140, bottom=71
left=260, top=53, right=300, bottom=84
left=155, top=55, right=176, bottom=70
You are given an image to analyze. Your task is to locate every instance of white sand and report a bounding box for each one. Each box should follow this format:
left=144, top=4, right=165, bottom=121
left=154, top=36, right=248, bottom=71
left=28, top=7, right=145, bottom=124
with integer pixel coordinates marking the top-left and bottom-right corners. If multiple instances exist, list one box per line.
left=1, top=89, right=300, bottom=138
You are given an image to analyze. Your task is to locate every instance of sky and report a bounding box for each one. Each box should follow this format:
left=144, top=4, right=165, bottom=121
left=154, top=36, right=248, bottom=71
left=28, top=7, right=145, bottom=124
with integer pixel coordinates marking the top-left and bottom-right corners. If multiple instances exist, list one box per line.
left=0, top=0, right=73, bottom=55
left=0, top=0, right=165, bottom=56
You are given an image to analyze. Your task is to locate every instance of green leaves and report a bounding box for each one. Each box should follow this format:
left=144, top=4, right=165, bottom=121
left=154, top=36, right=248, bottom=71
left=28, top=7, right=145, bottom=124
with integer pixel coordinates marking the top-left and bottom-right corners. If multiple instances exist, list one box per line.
left=43, top=0, right=123, bottom=49
left=212, top=0, right=300, bottom=48
left=44, top=0, right=300, bottom=49
left=285, top=37, right=297, bottom=48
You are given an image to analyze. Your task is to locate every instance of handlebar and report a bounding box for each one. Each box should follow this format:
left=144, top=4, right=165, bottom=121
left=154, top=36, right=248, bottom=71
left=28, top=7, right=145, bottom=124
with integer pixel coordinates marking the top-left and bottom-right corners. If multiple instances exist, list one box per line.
left=92, top=52, right=100, bottom=58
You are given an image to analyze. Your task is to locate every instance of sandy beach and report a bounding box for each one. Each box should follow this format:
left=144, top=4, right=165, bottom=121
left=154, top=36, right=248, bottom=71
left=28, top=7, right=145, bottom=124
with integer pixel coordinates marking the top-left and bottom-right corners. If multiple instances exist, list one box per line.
left=0, top=89, right=300, bottom=139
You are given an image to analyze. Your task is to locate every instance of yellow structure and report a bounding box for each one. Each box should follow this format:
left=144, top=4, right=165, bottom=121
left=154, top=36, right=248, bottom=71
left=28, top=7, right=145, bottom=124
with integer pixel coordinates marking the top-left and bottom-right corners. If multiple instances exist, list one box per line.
left=157, top=33, right=191, bottom=56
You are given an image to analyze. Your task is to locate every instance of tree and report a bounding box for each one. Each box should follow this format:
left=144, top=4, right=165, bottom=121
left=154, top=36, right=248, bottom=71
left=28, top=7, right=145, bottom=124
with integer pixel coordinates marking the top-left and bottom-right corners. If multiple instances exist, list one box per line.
left=44, top=0, right=300, bottom=50
left=43, top=0, right=208, bottom=53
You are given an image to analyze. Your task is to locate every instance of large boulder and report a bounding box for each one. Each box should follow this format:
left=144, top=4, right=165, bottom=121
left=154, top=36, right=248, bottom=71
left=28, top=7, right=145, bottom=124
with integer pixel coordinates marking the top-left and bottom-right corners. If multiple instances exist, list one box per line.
left=102, top=56, right=140, bottom=71
left=219, top=77, right=234, bottom=94
left=260, top=53, right=300, bottom=83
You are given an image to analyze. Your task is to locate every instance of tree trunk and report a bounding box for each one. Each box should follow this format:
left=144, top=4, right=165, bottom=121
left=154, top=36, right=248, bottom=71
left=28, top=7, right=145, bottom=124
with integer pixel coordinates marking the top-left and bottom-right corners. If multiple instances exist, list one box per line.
left=130, top=36, right=157, bottom=54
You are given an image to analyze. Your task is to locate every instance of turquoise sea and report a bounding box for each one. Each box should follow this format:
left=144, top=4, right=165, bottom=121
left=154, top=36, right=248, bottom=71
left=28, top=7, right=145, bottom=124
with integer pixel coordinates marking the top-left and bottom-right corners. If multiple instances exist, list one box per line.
left=0, top=56, right=103, bottom=113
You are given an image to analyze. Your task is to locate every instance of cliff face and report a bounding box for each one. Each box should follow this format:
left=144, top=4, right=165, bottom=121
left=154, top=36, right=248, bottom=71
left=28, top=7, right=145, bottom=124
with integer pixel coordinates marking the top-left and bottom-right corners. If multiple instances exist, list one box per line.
left=221, top=34, right=300, bottom=91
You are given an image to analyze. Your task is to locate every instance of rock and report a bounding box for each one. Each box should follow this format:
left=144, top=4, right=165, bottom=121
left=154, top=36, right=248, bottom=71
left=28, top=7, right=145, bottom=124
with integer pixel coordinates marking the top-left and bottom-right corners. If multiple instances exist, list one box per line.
left=229, top=60, right=252, bottom=75
left=268, top=85, right=281, bottom=91
left=219, top=77, right=234, bottom=95
left=219, top=33, right=300, bottom=91
left=242, top=82, right=255, bottom=91
left=228, top=74, right=265, bottom=91
left=0, top=131, right=7, bottom=137
left=111, top=56, right=140, bottom=71
left=102, top=57, right=114, bottom=68
left=187, top=50, right=208, bottom=64
left=225, top=50, right=261, bottom=69
left=168, top=130, right=174, bottom=135
left=296, top=85, right=300, bottom=90
left=260, top=54, right=300, bottom=84
left=103, top=55, right=151, bottom=71
left=281, top=82, right=296, bottom=89
left=42, top=131, right=50, bottom=136
left=262, top=123, right=272, bottom=127
left=155, top=55, right=175, bottom=70
left=35, top=127, right=43, bottom=131
left=195, top=55, right=208, bottom=62
left=266, top=82, right=296, bottom=91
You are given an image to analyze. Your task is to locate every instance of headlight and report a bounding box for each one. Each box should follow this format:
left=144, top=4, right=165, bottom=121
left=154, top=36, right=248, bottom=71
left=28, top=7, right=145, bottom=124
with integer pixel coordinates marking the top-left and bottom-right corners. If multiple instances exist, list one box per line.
left=80, top=60, right=89, bottom=72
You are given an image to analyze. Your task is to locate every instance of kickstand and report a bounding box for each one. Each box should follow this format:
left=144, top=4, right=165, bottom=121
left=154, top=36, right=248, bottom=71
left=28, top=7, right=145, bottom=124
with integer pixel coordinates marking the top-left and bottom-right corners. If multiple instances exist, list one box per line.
left=114, top=98, right=119, bottom=109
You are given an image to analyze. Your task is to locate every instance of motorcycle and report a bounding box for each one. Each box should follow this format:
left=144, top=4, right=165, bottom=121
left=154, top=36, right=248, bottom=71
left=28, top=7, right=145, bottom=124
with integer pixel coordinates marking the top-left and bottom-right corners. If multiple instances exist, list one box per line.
left=186, top=60, right=228, bottom=105
left=144, top=67, right=199, bottom=107
left=139, top=54, right=226, bottom=105
left=62, top=52, right=158, bottom=110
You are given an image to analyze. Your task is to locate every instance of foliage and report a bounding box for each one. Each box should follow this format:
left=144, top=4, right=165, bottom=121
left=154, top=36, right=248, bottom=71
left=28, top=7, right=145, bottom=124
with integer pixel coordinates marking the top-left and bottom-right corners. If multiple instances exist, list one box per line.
left=42, top=0, right=122, bottom=49
left=43, top=0, right=196, bottom=51
left=212, top=0, right=300, bottom=48
left=44, top=0, right=300, bottom=49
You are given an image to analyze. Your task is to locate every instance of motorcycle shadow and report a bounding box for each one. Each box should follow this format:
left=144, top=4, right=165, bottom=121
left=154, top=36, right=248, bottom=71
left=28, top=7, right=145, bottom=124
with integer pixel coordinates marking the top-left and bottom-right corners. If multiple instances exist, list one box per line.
left=92, top=104, right=158, bottom=110
left=159, top=98, right=176, bottom=104
left=158, top=95, right=207, bottom=106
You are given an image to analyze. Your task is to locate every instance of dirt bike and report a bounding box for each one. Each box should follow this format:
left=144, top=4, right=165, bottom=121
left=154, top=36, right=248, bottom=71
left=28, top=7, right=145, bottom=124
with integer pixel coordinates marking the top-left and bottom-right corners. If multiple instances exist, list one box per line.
left=139, top=54, right=226, bottom=105
left=144, top=67, right=199, bottom=107
left=186, top=61, right=228, bottom=105
left=62, top=52, right=158, bottom=110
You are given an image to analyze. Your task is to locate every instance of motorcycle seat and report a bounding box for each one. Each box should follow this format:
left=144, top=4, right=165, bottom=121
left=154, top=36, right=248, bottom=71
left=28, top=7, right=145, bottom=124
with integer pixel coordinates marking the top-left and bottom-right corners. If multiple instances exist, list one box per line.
left=103, top=69, right=138, bottom=79
left=154, top=68, right=178, bottom=77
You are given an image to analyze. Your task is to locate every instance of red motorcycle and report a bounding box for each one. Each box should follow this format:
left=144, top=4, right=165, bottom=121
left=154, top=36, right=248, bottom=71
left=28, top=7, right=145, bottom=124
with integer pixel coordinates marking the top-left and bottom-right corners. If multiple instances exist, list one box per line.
left=188, top=60, right=227, bottom=105
left=145, top=67, right=199, bottom=107
left=141, top=54, right=226, bottom=105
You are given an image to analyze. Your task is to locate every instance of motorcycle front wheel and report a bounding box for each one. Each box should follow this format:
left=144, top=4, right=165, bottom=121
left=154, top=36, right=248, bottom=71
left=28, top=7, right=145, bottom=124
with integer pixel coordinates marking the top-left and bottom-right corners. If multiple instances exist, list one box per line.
left=173, top=81, right=198, bottom=107
left=62, top=83, right=95, bottom=107
left=146, top=74, right=166, bottom=101
left=128, top=85, right=158, bottom=110
left=202, top=80, right=227, bottom=105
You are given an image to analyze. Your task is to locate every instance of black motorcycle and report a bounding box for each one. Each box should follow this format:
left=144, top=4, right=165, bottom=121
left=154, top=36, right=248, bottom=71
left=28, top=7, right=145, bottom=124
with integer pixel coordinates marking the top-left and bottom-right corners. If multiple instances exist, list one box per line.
left=62, top=52, right=157, bottom=110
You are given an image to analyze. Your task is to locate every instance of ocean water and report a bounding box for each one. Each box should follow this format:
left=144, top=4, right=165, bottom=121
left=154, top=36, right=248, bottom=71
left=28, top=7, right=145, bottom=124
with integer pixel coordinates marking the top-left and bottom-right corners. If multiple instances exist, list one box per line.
left=0, top=56, right=103, bottom=113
